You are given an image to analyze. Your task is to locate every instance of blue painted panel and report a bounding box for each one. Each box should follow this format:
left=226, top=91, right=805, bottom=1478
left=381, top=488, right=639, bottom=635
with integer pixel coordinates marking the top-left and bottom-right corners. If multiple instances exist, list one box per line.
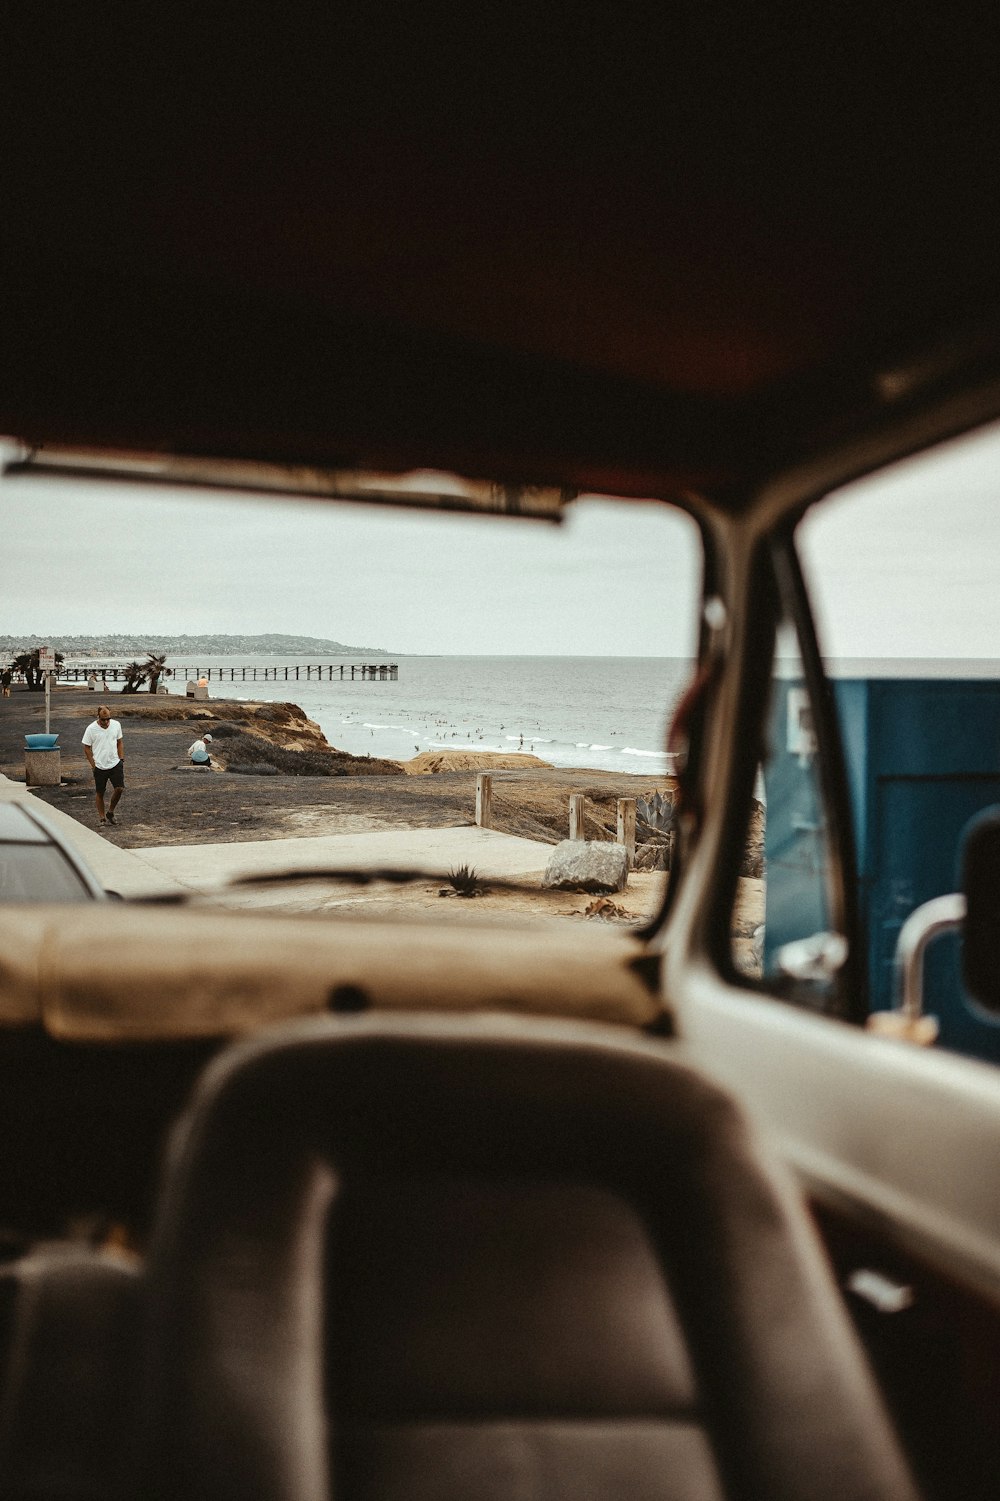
left=867, top=681, right=1000, bottom=778
left=829, top=677, right=1000, bottom=1063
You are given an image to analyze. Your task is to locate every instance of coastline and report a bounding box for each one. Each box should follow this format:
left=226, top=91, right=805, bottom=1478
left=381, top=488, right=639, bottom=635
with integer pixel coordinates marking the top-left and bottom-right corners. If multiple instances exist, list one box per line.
left=60, top=652, right=688, bottom=776
left=0, top=686, right=765, bottom=939
left=0, top=686, right=680, bottom=854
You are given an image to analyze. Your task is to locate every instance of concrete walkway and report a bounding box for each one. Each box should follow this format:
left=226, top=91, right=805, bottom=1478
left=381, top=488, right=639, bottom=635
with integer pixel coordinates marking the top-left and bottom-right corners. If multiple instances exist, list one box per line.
left=1, top=774, right=553, bottom=901
left=128, top=825, right=553, bottom=894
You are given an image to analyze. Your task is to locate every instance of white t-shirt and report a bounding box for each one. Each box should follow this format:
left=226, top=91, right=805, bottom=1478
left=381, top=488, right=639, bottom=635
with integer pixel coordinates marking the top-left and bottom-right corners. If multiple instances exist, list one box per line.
left=188, top=739, right=211, bottom=759
left=82, top=719, right=123, bottom=769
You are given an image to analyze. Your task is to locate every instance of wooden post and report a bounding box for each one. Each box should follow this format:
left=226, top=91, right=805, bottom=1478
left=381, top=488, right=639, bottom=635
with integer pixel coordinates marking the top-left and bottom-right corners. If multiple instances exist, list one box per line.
left=617, top=798, right=636, bottom=871
left=569, top=793, right=585, bottom=841
left=476, top=773, right=493, bottom=828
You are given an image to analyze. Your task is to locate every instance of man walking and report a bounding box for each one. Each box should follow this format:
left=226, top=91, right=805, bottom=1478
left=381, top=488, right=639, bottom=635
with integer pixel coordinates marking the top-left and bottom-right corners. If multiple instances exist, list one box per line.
left=82, top=704, right=125, bottom=826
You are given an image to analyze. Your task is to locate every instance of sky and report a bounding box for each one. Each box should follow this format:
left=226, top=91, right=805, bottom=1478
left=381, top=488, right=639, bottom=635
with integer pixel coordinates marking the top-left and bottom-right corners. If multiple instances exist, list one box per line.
left=798, top=418, right=1000, bottom=659
left=5, top=418, right=1000, bottom=657
left=1, top=479, right=701, bottom=656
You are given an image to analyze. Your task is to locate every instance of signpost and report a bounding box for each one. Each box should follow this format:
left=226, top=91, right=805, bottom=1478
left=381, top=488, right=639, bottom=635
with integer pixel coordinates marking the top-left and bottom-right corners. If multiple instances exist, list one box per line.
left=38, top=646, right=56, bottom=733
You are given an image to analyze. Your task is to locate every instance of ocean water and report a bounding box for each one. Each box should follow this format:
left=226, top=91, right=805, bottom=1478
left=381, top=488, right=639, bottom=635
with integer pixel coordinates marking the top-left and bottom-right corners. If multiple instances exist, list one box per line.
left=127, top=655, right=694, bottom=776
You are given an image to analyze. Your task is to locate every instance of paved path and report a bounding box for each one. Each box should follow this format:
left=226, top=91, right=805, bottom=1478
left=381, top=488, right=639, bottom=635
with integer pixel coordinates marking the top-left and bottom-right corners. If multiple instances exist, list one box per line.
left=128, top=825, right=553, bottom=894
left=1, top=775, right=552, bottom=901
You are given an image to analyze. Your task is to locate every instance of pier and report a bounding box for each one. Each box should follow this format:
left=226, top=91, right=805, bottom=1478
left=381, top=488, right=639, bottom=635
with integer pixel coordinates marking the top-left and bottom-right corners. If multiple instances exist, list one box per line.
left=58, top=662, right=399, bottom=683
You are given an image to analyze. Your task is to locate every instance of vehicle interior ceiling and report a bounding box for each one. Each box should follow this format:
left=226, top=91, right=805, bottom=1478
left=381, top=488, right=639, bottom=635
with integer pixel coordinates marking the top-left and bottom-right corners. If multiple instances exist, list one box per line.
left=5, top=13, right=1000, bottom=1501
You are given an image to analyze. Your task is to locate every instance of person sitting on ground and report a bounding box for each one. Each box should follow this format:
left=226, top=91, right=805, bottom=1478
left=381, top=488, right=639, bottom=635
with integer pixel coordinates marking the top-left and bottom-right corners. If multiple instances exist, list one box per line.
left=187, top=733, right=213, bottom=766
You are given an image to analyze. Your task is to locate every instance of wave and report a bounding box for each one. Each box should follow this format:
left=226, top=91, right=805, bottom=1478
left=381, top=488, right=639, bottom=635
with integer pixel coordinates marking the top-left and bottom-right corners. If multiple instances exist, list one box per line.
left=622, top=746, right=671, bottom=759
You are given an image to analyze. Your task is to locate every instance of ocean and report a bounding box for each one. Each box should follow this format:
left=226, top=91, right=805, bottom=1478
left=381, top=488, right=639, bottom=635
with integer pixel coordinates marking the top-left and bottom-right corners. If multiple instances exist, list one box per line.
left=125, top=655, right=695, bottom=776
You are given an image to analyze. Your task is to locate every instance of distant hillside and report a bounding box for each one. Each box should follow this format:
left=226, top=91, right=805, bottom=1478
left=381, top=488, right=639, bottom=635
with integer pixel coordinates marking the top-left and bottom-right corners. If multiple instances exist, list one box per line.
left=0, top=633, right=391, bottom=657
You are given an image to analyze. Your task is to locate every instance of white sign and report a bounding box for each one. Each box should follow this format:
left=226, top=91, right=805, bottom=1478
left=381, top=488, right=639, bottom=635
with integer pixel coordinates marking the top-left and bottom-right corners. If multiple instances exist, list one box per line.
left=786, top=685, right=817, bottom=759
left=38, top=646, right=56, bottom=672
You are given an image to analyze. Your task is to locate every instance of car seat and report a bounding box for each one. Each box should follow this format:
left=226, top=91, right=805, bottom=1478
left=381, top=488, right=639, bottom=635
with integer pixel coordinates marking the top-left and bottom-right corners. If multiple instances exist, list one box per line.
left=138, top=1012, right=920, bottom=1501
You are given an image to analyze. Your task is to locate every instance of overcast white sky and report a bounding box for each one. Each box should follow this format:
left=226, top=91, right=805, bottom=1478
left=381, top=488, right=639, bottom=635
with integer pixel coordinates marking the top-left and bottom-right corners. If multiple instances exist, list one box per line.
left=798, top=419, right=1000, bottom=658
left=2, top=481, right=701, bottom=656
left=5, top=419, right=1000, bottom=657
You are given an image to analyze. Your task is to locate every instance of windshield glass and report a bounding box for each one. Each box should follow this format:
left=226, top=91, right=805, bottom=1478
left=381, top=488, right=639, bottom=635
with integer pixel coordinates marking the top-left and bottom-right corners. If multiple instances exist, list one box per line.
left=1, top=477, right=700, bottom=928
left=0, top=843, right=94, bottom=901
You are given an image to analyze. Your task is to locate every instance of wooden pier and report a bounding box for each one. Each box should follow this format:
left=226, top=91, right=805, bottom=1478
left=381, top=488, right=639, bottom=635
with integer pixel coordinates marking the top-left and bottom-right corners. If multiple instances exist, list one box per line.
left=58, top=662, right=398, bottom=684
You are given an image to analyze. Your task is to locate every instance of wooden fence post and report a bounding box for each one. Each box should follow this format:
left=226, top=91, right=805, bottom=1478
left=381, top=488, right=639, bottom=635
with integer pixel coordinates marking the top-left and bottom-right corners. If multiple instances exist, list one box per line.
left=569, top=793, right=585, bottom=840
left=617, top=797, right=636, bottom=871
left=476, top=773, right=493, bottom=828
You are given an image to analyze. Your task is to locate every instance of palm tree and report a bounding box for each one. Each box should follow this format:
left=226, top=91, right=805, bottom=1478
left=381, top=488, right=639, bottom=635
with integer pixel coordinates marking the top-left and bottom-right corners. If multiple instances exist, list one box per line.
left=120, top=660, right=146, bottom=693
left=144, top=653, right=168, bottom=693
left=11, top=651, right=38, bottom=689
left=11, top=648, right=63, bottom=690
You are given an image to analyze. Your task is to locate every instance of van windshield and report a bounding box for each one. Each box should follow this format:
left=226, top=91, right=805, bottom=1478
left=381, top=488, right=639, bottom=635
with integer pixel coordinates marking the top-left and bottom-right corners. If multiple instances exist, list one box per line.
left=1, top=475, right=700, bottom=930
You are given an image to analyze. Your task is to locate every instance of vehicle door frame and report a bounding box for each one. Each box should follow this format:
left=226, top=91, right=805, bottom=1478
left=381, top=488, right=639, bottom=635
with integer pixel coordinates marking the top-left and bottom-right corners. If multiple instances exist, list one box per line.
left=661, top=377, right=1000, bottom=1307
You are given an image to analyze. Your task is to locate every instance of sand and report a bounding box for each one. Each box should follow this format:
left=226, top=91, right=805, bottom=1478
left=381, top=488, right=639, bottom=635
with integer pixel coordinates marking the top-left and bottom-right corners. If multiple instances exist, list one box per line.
left=404, top=750, right=553, bottom=774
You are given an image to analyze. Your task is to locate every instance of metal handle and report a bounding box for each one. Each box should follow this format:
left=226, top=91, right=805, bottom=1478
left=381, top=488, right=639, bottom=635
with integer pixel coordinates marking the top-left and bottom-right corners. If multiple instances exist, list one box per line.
left=893, top=892, right=966, bottom=1021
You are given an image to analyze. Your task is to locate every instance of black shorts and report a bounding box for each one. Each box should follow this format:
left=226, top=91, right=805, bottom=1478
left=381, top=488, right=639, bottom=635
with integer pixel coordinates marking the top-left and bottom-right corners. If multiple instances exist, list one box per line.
left=93, top=761, right=124, bottom=793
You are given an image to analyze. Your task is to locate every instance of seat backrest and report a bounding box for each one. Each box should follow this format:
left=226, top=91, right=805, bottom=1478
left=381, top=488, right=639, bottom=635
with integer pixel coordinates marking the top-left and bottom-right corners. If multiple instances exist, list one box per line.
left=141, top=1013, right=919, bottom=1501
left=0, top=1243, right=140, bottom=1499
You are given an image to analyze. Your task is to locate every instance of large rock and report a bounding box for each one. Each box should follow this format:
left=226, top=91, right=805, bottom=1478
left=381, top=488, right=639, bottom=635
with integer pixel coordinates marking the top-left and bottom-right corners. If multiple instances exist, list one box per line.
left=542, top=840, right=628, bottom=893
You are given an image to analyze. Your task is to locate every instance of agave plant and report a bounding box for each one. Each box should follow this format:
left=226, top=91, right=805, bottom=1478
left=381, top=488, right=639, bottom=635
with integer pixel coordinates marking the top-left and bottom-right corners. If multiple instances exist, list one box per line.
left=445, top=865, right=488, bottom=898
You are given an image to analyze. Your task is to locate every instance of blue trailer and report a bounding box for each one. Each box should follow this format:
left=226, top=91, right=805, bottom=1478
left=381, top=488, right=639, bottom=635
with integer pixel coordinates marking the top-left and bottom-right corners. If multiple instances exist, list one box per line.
left=764, top=663, right=1000, bottom=1061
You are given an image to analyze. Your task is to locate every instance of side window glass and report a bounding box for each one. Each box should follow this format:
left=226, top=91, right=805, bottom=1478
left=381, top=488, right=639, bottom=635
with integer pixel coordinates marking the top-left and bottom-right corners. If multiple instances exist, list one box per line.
left=735, top=618, right=846, bottom=1014
left=796, top=422, right=1000, bottom=1061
